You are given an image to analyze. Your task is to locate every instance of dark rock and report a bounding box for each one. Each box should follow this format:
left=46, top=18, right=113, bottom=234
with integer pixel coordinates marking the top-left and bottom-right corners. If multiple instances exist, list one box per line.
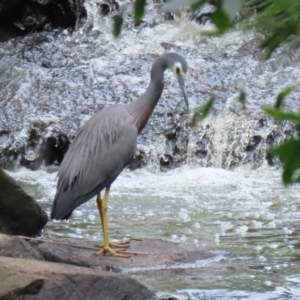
left=35, top=238, right=218, bottom=272
left=245, top=135, right=263, bottom=167
left=129, top=150, right=147, bottom=171
left=43, top=134, right=70, bottom=166
left=0, top=256, right=157, bottom=300
left=0, top=169, right=48, bottom=237
left=190, top=2, right=216, bottom=25
left=0, top=233, right=44, bottom=260
left=246, top=135, right=263, bottom=152
left=0, top=0, right=87, bottom=41
left=98, top=0, right=119, bottom=16
left=0, top=234, right=221, bottom=300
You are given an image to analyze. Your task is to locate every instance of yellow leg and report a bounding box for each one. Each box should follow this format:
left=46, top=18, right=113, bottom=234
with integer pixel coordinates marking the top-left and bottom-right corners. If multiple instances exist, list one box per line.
left=95, top=191, right=129, bottom=249
left=96, top=193, right=104, bottom=233
left=94, top=187, right=129, bottom=258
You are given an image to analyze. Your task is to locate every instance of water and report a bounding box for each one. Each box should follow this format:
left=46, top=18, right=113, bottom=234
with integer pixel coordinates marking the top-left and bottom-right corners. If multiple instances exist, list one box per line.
left=1, top=4, right=300, bottom=170
left=2, top=1, right=300, bottom=298
left=6, top=164, right=300, bottom=299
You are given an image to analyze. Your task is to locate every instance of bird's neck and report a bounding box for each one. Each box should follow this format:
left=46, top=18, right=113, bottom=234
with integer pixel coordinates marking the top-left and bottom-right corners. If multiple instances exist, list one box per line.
left=128, top=58, right=168, bottom=134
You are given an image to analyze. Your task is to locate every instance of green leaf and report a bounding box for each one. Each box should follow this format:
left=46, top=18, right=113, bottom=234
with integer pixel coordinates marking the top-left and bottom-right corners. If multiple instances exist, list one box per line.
left=191, top=95, right=215, bottom=126
left=260, top=24, right=297, bottom=59
left=244, top=0, right=300, bottom=59
left=275, top=86, right=295, bottom=109
left=113, top=13, right=123, bottom=37
left=238, top=91, right=246, bottom=109
left=212, top=1, right=231, bottom=34
left=268, top=139, right=300, bottom=184
left=134, top=0, right=146, bottom=23
left=263, top=107, right=300, bottom=124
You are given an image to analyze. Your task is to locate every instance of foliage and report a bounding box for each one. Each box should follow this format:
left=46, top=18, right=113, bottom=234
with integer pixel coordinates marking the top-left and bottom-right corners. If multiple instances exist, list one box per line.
left=238, top=91, right=246, bottom=110
left=113, top=0, right=243, bottom=37
left=262, top=104, right=300, bottom=185
left=134, top=0, right=146, bottom=23
left=211, top=1, right=231, bottom=34
left=244, top=0, right=300, bottom=58
left=113, top=12, right=123, bottom=37
left=191, top=96, right=215, bottom=126
left=267, top=139, right=300, bottom=185
left=275, top=87, right=295, bottom=109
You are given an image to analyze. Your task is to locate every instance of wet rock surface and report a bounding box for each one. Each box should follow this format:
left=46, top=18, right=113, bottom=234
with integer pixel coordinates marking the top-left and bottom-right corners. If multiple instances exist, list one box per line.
left=0, top=1, right=299, bottom=171
left=0, top=233, right=221, bottom=299
left=0, top=169, right=48, bottom=236
left=35, top=237, right=218, bottom=271
left=0, top=233, right=44, bottom=260
left=0, top=233, right=221, bottom=275
left=0, top=256, right=157, bottom=300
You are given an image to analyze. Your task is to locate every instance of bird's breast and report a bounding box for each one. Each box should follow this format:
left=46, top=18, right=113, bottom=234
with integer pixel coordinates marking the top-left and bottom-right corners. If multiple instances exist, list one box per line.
left=128, top=105, right=153, bottom=134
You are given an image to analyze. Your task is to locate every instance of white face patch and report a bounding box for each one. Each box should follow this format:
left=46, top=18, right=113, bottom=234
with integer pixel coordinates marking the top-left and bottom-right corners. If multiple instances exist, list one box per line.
left=172, top=62, right=185, bottom=78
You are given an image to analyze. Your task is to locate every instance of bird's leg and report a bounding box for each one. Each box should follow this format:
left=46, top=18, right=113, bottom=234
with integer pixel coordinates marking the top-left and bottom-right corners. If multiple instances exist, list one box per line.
left=96, top=192, right=105, bottom=233
left=94, top=187, right=129, bottom=257
left=95, top=192, right=129, bottom=249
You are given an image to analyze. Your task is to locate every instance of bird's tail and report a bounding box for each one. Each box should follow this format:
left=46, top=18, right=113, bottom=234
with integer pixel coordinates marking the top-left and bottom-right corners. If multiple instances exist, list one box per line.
left=51, top=189, right=75, bottom=220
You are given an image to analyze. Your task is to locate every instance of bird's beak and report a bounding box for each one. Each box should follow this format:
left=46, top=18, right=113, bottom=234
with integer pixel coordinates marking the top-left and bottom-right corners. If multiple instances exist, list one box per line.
left=178, top=75, right=189, bottom=110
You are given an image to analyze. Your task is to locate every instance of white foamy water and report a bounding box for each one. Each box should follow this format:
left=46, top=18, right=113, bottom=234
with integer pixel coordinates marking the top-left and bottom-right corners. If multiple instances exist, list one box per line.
left=2, top=5, right=300, bottom=170
left=5, top=164, right=300, bottom=299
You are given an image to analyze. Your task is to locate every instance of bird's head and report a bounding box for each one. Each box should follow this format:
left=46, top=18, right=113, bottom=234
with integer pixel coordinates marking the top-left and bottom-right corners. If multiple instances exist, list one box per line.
left=164, top=53, right=189, bottom=110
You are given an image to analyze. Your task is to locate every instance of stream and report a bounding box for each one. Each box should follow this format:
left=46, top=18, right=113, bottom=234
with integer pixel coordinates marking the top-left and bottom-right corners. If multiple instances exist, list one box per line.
left=6, top=164, right=300, bottom=300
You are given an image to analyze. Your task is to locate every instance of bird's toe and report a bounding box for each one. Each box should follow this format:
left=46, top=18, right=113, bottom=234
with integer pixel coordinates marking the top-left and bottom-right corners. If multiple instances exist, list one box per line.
left=93, top=246, right=130, bottom=258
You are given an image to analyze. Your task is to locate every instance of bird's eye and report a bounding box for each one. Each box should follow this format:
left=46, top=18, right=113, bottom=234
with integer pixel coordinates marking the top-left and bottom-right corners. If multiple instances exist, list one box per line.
left=176, top=67, right=180, bottom=74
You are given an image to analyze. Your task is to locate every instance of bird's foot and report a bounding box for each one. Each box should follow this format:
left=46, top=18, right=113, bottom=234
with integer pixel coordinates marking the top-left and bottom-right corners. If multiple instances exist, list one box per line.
left=95, top=239, right=130, bottom=249
left=93, top=246, right=130, bottom=258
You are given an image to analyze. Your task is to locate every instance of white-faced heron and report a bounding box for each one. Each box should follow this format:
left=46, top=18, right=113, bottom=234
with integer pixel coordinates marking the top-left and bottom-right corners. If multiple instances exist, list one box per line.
left=51, top=52, right=189, bottom=257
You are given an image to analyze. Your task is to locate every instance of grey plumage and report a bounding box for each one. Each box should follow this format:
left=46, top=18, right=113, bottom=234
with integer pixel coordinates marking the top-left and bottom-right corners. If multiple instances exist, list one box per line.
left=51, top=52, right=189, bottom=220
left=52, top=106, right=137, bottom=219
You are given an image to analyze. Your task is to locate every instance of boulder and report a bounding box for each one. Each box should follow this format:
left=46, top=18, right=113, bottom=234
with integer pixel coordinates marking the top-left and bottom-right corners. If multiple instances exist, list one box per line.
left=0, top=233, right=44, bottom=260
left=0, top=257, right=157, bottom=300
left=0, top=169, right=48, bottom=237
left=0, top=233, right=222, bottom=300
left=0, top=233, right=221, bottom=274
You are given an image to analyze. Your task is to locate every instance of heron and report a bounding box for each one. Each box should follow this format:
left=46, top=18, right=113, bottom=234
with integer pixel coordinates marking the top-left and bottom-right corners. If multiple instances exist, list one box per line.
left=51, top=52, right=189, bottom=257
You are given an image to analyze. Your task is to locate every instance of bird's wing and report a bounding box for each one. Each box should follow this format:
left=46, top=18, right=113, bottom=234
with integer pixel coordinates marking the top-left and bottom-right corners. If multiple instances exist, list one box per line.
left=51, top=105, right=137, bottom=219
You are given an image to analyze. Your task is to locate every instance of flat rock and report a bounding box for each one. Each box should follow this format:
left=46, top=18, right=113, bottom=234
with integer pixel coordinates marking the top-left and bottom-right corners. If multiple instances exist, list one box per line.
left=0, top=169, right=48, bottom=237
left=35, top=238, right=220, bottom=272
left=0, top=256, right=156, bottom=300
left=0, top=233, right=44, bottom=260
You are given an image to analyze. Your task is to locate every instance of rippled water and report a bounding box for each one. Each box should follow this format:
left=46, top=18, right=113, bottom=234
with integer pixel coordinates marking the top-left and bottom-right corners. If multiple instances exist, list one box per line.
left=6, top=164, right=300, bottom=299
